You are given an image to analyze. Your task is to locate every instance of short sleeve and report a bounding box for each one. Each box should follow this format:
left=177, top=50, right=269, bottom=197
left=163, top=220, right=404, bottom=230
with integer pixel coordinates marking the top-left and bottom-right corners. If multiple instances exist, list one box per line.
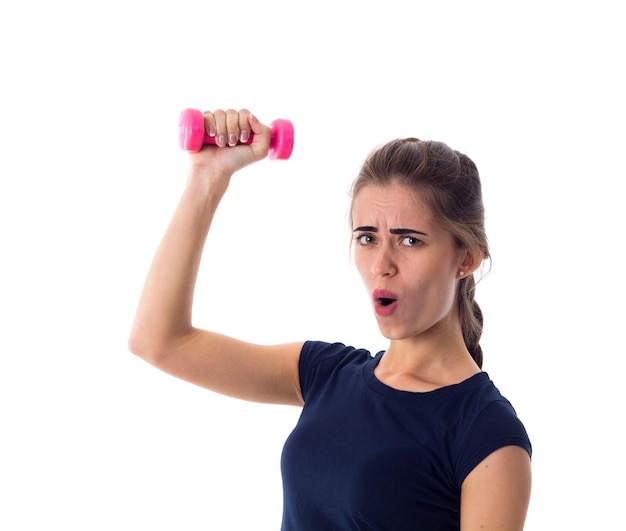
left=298, top=341, right=370, bottom=403
left=455, top=400, right=532, bottom=487
left=298, top=341, right=344, bottom=402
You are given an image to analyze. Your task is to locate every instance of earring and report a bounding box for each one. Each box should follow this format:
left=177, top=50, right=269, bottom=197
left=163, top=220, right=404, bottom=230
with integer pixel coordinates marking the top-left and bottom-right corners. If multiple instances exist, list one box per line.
left=459, top=271, right=465, bottom=277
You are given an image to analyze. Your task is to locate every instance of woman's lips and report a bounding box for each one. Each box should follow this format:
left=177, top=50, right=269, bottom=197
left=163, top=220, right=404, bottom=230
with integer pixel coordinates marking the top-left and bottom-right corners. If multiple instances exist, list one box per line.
left=372, top=289, right=399, bottom=317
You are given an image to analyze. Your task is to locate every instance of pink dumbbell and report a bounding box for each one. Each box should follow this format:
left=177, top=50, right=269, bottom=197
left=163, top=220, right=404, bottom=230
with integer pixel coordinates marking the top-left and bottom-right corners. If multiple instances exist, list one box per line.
left=178, top=108, right=294, bottom=160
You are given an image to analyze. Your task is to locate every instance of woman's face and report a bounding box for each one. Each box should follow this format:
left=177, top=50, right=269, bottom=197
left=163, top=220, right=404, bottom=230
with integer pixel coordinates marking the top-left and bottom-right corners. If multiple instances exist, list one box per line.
left=351, top=182, right=466, bottom=342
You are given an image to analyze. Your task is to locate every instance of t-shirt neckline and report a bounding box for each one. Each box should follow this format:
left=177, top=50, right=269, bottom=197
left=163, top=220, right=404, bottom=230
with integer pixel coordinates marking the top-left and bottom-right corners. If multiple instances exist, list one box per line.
left=363, top=350, right=488, bottom=403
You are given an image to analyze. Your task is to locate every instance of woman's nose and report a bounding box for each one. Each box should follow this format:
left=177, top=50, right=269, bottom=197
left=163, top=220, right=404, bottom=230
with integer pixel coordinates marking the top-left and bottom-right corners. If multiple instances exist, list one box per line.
left=371, top=247, right=397, bottom=277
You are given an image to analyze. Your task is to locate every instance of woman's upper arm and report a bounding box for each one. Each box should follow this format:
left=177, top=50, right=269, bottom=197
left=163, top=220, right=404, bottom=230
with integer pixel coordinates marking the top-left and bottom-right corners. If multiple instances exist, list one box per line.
left=460, top=445, right=532, bottom=530
left=137, top=329, right=304, bottom=406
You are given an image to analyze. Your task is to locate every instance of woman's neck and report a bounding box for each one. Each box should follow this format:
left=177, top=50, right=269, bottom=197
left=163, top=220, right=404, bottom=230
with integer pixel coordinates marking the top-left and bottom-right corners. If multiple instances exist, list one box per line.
left=375, top=326, right=480, bottom=393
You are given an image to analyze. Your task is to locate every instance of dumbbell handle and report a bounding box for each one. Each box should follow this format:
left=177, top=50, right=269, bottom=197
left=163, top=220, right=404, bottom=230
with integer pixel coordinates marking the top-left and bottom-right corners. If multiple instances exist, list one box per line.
left=178, top=108, right=294, bottom=160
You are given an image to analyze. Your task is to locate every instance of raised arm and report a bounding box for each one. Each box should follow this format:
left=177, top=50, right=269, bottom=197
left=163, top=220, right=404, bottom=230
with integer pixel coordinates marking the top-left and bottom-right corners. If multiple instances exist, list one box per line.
left=128, top=109, right=304, bottom=406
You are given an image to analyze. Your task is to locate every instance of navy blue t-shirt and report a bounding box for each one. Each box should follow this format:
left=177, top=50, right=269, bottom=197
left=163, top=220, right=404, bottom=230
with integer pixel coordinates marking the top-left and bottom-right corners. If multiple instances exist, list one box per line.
left=280, top=341, right=531, bottom=530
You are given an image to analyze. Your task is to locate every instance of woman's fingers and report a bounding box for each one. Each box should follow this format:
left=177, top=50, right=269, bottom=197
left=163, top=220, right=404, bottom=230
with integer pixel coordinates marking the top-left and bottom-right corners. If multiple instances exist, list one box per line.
left=192, top=109, right=271, bottom=171
left=204, top=108, right=260, bottom=148
left=238, top=109, right=251, bottom=143
left=225, top=109, right=241, bottom=146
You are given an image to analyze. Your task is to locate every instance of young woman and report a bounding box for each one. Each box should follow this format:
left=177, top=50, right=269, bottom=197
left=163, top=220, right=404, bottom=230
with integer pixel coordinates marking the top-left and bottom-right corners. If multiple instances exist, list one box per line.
left=129, top=108, right=532, bottom=530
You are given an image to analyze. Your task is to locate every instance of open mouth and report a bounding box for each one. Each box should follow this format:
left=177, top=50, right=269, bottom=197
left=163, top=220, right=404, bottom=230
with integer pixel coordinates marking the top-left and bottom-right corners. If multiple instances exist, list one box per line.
left=372, top=289, right=399, bottom=316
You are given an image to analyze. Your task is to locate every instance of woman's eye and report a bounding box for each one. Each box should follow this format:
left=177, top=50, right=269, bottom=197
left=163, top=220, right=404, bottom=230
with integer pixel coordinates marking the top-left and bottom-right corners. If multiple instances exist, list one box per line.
left=356, top=234, right=375, bottom=245
left=402, top=236, right=422, bottom=247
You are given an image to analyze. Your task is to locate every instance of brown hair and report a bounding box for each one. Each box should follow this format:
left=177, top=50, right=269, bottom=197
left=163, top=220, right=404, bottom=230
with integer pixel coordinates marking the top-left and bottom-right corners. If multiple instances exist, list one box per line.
left=349, top=138, right=490, bottom=368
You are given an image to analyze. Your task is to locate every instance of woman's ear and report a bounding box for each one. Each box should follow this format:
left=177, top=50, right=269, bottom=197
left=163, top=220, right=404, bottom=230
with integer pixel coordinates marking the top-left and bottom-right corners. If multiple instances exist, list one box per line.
left=458, top=248, right=482, bottom=278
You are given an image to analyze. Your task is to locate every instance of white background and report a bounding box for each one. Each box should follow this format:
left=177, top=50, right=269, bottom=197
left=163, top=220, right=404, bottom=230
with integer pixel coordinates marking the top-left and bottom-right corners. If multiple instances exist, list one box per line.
left=1, top=1, right=624, bottom=529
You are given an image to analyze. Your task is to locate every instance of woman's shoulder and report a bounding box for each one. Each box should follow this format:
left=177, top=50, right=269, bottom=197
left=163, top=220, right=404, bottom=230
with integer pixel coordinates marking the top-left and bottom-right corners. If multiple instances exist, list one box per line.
left=301, top=340, right=373, bottom=359
left=453, top=373, right=532, bottom=484
left=298, top=341, right=376, bottom=400
left=300, top=340, right=377, bottom=373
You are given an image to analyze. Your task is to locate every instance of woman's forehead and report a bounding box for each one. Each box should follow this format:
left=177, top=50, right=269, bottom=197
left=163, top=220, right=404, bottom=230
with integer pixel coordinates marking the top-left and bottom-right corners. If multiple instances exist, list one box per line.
left=352, top=183, right=433, bottom=221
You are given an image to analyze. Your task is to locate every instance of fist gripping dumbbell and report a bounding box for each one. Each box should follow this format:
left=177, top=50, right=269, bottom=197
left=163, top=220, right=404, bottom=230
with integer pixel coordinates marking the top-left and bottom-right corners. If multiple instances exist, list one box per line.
left=178, top=108, right=294, bottom=160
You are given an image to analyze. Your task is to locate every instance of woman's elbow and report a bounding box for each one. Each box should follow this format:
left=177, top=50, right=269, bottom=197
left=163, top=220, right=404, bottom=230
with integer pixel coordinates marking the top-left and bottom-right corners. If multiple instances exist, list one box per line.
left=127, top=326, right=170, bottom=366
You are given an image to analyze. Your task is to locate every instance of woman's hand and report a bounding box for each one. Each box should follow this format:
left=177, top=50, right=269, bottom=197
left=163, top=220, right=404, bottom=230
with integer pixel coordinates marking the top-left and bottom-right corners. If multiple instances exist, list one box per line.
left=188, top=108, right=271, bottom=178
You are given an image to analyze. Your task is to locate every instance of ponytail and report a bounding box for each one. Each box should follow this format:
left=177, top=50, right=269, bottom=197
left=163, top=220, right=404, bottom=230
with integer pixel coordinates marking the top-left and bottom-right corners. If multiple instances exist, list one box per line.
left=457, top=275, right=484, bottom=368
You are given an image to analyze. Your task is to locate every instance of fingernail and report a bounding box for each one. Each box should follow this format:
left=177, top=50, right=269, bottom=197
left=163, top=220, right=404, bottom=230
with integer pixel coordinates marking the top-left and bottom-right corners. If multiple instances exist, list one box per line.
left=240, top=130, right=249, bottom=142
left=228, top=133, right=237, bottom=146
left=208, top=125, right=216, bottom=137
left=217, top=135, right=226, bottom=147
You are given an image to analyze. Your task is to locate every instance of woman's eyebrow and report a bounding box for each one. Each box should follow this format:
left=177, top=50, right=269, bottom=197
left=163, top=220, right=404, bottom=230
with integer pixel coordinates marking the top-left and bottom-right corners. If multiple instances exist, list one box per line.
left=353, top=226, right=429, bottom=236
left=353, top=226, right=378, bottom=232
left=389, top=228, right=428, bottom=236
